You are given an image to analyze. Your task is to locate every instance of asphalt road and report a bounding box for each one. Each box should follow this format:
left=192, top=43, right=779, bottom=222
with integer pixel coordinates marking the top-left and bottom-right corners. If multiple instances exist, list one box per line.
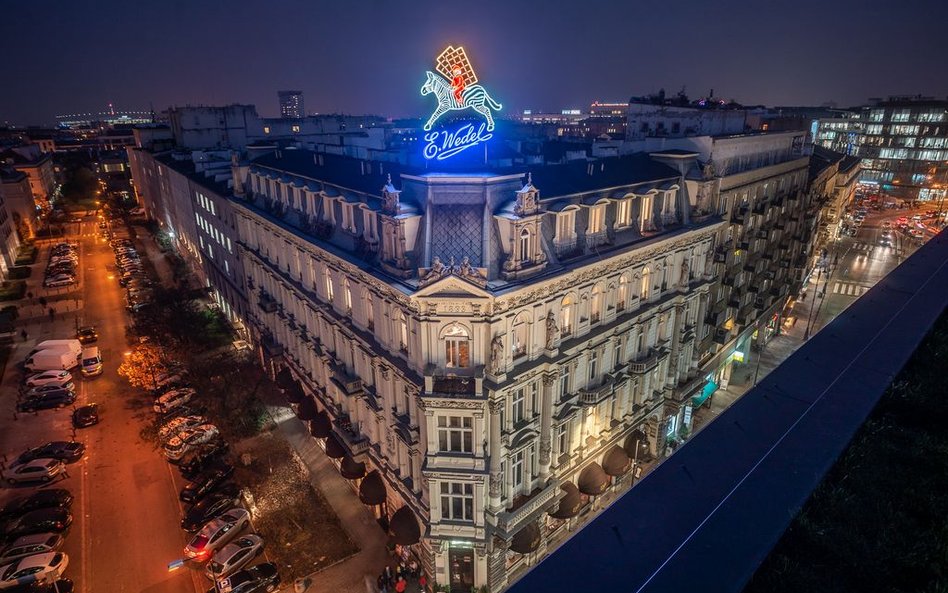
left=804, top=205, right=930, bottom=336
left=0, top=218, right=205, bottom=593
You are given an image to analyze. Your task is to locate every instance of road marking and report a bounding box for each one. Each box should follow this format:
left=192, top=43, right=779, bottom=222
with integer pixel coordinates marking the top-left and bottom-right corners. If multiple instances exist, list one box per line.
left=833, top=282, right=869, bottom=296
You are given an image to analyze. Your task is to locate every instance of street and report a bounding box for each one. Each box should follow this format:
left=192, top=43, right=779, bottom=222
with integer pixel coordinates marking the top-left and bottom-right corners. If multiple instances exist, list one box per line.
left=0, top=218, right=203, bottom=593
left=694, top=202, right=933, bottom=427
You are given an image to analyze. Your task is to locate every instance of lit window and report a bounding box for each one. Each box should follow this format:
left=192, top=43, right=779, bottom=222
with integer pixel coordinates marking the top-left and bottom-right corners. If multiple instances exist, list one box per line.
left=291, top=125, right=300, bottom=133
left=518, top=228, right=531, bottom=262
left=343, top=278, right=352, bottom=313
left=263, top=126, right=271, bottom=134
left=641, top=268, right=651, bottom=300
left=590, top=285, right=602, bottom=324
left=556, top=211, right=576, bottom=241
left=443, top=324, right=470, bottom=368
left=588, top=205, right=604, bottom=233
left=560, top=296, right=573, bottom=337
left=324, top=269, right=334, bottom=302
left=616, top=199, right=631, bottom=227
left=512, top=315, right=529, bottom=360
left=617, top=276, right=629, bottom=310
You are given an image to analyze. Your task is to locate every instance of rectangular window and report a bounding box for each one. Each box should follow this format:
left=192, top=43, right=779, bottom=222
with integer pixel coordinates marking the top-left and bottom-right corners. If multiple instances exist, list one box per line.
left=341, top=204, right=356, bottom=232
left=445, top=337, right=470, bottom=368
left=588, top=350, right=598, bottom=381
left=588, top=205, right=604, bottom=233
left=512, top=388, right=525, bottom=424
left=556, top=211, right=575, bottom=241
left=437, top=416, right=473, bottom=453
left=616, top=199, right=631, bottom=227
left=511, top=450, right=524, bottom=493
left=559, top=366, right=571, bottom=399
left=556, top=422, right=570, bottom=457
left=440, top=482, right=474, bottom=521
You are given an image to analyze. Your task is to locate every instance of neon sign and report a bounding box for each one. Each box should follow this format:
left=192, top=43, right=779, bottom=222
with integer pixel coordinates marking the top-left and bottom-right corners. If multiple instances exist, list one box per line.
left=420, top=46, right=502, bottom=161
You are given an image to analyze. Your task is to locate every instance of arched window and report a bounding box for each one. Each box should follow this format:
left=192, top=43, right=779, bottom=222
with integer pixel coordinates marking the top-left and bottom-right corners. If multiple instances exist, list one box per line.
left=561, top=296, right=574, bottom=337
left=590, top=285, right=603, bottom=324
left=641, top=268, right=651, bottom=300
left=519, top=228, right=531, bottom=262
left=617, top=276, right=629, bottom=311
left=324, top=268, right=334, bottom=302
left=362, top=289, right=375, bottom=330
left=343, top=278, right=352, bottom=314
left=442, top=323, right=470, bottom=368
left=512, top=312, right=530, bottom=360
left=393, top=310, right=409, bottom=353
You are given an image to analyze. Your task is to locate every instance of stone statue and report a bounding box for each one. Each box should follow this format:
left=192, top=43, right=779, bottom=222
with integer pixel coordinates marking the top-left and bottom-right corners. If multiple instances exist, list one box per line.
left=489, top=335, right=504, bottom=375
left=459, top=256, right=474, bottom=277
left=679, top=260, right=690, bottom=286
left=545, top=310, right=559, bottom=349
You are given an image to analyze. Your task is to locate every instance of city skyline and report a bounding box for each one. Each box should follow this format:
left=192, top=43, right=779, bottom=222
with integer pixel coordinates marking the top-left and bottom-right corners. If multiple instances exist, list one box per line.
left=2, top=0, right=948, bottom=125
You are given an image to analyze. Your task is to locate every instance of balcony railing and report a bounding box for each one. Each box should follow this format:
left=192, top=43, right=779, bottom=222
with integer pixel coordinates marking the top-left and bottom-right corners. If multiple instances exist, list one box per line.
left=258, top=293, right=278, bottom=313
left=629, top=350, right=659, bottom=374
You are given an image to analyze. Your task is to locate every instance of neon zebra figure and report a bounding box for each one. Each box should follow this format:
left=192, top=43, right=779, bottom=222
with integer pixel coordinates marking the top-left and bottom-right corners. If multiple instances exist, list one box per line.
left=421, top=71, right=502, bottom=132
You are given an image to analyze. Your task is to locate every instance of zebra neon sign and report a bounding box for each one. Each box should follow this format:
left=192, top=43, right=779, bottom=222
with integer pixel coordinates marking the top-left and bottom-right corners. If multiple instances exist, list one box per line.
left=420, top=46, right=502, bottom=161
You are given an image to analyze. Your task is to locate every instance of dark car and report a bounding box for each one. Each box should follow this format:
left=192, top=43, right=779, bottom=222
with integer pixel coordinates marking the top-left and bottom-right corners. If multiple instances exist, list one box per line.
left=180, top=465, right=234, bottom=504
left=76, top=327, right=98, bottom=344
left=205, top=562, right=280, bottom=593
left=181, top=484, right=241, bottom=532
left=17, top=391, right=76, bottom=412
left=0, top=490, right=73, bottom=521
left=173, top=440, right=229, bottom=471
left=72, top=404, right=99, bottom=428
left=5, top=578, right=74, bottom=593
left=3, top=508, right=72, bottom=539
left=15, top=442, right=85, bottom=465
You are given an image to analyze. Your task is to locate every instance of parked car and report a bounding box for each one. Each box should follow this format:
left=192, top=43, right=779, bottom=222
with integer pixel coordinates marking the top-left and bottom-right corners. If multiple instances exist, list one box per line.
left=24, top=372, right=72, bottom=389
left=159, top=415, right=207, bottom=442
left=152, top=371, right=186, bottom=391
left=0, top=552, right=68, bottom=587
left=24, top=383, right=75, bottom=398
left=3, top=509, right=72, bottom=539
left=17, top=391, right=76, bottom=412
left=181, top=485, right=242, bottom=532
left=204, top=535, right=264, bottom=580
left=207, top=562, right=280, bottom=593
left=14, top=442, right=85, bottom=466
left=153, top=388, right=196, bottom=415
left=3, top=459, right=65, bottom=484
left=180, top=464, right=234, bottom=503
left=43, top=277, right=75, bottom=288
left=0, top=533, right=64, bottom=566
left=164, top=424, right=219, bottom=461
left=76, top=327, right=98, bottom=344
left=0, top=491, right=72, bottom=521
left=184, top=507, right=250, bottom=560
left=178, top=445, right=230, bottom=480
left=72, top=404, right=99, bottom=428
left=3, top=577, right=74, bottom=593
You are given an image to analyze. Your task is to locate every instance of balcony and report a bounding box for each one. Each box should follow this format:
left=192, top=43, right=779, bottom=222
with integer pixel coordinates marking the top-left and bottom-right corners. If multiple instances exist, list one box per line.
left=495, top=480, right=561, bottom=534
left=331, top=364, right=363, bottom=396
left=554, top=236, right=579, bottom=258
left=431, top=376, right=476, bottom=396
left=629, top=350, right=659, bottom=374
left=258, top=293, right=278, bottom=313
left=579, top=377, right=614, bottom=406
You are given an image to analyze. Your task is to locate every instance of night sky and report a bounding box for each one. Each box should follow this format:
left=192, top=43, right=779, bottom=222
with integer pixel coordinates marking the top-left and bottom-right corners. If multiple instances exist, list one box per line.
left=2, top=0, right=947, bottom=126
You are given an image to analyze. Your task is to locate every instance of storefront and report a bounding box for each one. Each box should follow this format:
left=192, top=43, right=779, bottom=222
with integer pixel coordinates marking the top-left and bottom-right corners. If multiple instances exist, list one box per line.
left=691, top=377, right=717, bottom=410
left=448, top=542, right=476, bottom=590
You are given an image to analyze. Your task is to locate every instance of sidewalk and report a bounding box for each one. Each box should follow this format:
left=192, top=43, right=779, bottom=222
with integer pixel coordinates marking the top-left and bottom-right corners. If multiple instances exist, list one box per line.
left=258, top=389, right=394, bottom=593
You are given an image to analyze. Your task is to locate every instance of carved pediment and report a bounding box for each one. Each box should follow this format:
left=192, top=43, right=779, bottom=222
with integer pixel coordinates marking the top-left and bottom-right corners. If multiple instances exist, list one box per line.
left=413, top=275, right=493, bottom=300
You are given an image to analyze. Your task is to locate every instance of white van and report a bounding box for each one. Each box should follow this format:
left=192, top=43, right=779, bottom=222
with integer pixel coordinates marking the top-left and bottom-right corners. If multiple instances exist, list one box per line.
left=81, top=347, right=103, bottom=377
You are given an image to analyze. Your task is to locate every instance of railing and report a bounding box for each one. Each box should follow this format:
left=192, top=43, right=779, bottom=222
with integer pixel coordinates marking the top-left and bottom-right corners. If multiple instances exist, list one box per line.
left=553, top=237, right=578, bottom=256
left=629, top=350, right=659, bottom=374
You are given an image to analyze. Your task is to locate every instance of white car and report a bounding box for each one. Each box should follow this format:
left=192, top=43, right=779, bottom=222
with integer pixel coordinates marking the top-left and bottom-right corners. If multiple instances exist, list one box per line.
left=204, top=534, right=264, bottom=580
left=0, top=533, right=64, bottom=566
left=184, top=507, right=250, bottom=560
left=3, top=459, right=66, bottom=484
left=43, top=276, right=75, bottom=288
left=153, top=388, right=196, bottom=415
left=159, top=415, right=206, bottom=442
left=25, top=371, right=73, bottom=388
left=0, top=551, right=68, bottom=587
left=164, top=424, right=219, bottom=460
left=152, top=371, right=185, bottom=391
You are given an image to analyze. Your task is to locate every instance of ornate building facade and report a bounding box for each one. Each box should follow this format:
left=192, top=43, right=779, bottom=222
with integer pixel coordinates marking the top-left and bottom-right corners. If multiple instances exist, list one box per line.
left=230, top=150, right=723, bottom=590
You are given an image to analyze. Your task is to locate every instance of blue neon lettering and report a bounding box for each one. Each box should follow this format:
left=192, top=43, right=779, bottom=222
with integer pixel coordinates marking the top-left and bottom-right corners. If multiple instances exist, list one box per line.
left=423, top=122, right=493, bottom=161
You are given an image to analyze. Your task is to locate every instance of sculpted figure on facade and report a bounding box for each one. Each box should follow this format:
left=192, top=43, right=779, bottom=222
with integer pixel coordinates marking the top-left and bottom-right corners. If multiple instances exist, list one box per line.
left=679, top=259, right=690, bottom=287
left=545, top=310, right=559, bottom=349
left=419, top=256, right=450, bottom=286
left=489, top=335, right=504, bottom=375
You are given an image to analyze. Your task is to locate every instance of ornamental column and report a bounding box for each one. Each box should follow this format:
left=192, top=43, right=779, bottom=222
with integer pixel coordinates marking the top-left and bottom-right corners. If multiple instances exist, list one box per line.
left=488, top=399, right=504, bottom=511
left=538, top=373, right=556, bottom=480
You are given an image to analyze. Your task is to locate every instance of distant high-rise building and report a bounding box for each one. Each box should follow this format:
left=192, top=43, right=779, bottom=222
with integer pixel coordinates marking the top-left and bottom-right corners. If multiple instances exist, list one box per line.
left=278, top=90, right=304, bottom=119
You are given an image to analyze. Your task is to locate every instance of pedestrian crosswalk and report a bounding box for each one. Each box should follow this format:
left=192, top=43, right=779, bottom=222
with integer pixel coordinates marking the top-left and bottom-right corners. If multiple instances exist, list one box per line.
left=851, top=242, right=875, bottom=252
left=832, top=282, right=869, bottom=296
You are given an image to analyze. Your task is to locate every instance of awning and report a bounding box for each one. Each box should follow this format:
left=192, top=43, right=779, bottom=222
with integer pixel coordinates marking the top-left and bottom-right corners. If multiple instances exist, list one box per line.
left=286, top=380, right=304, bottom=404
left=340, top=455, right=366, bottom=480
left=296, top=397, right=317, bottom=422
left=389, top=506, right=421, bottom=546
left=359, top=470, right=387, bottom=505
left=310, top=411, right=331, bottom=438
left=602, top=445, right=632, bottom=477
left=510, top=521, right=541, bottom=554
left=275, top=367, right=294, bottom=390
left=623, top=429, right=650, bottom=461
left=548, top=482, right=583, bottom=519
left=578, top=462, right=609, bottom=496
left=692, top=380, right=718, bottom=408
left=325, top=434, right=347, bottom=459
